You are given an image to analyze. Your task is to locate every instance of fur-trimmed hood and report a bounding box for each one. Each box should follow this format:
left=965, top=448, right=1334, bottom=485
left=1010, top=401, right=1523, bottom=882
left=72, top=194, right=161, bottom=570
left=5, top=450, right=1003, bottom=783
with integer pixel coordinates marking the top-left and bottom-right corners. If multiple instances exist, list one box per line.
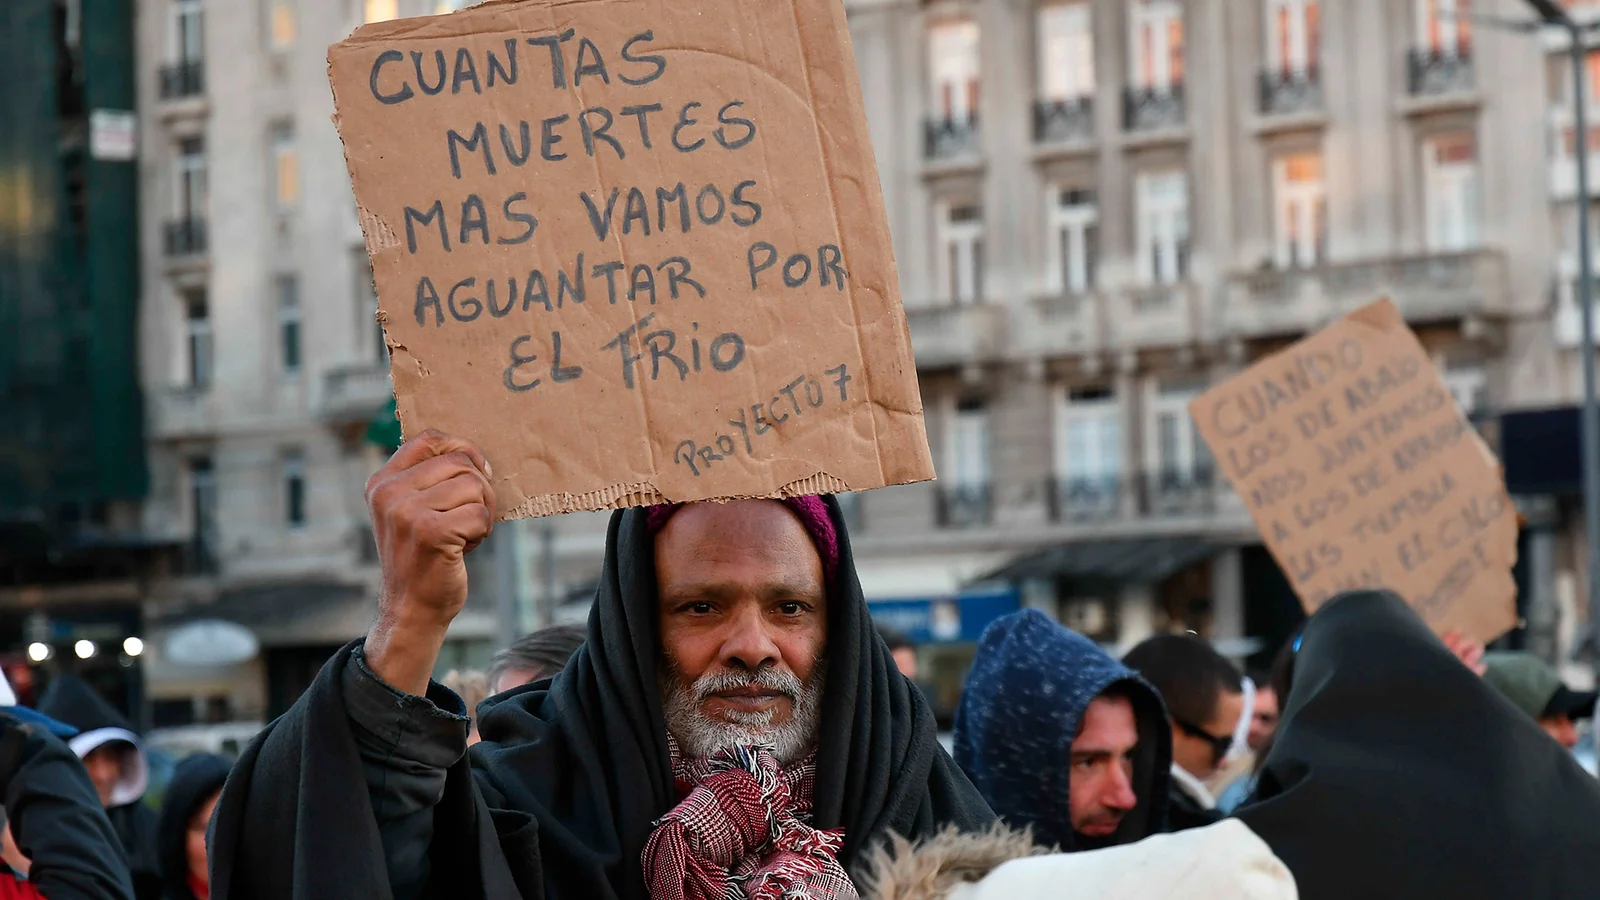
left=862, top=819, right=1297, bottom=900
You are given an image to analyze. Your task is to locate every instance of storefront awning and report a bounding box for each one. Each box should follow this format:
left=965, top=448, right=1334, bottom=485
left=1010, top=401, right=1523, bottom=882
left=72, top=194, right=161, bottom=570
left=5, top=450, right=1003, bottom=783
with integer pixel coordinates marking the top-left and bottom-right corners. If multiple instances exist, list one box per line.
left=978, top=537, right=1221, bottom=588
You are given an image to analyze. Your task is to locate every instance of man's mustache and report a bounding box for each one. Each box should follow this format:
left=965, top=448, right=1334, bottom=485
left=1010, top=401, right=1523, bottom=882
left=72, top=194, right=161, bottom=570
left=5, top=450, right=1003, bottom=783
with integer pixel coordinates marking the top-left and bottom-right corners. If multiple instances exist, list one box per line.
left=691, top=667, right=803, bottom=704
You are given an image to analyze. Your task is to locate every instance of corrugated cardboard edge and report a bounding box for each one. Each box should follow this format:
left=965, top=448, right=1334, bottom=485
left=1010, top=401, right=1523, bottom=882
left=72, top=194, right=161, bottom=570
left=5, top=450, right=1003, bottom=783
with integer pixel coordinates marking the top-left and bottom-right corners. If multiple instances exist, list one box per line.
left=328, top=0, right=934, bottom=521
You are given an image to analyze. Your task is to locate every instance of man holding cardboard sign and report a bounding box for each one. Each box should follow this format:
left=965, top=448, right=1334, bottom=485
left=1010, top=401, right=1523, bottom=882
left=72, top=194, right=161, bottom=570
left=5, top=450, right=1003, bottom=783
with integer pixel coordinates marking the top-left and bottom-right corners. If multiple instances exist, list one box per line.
left=204, top=1, right=991, bottom=895
left=1189, top=298, right=1519, bottom=642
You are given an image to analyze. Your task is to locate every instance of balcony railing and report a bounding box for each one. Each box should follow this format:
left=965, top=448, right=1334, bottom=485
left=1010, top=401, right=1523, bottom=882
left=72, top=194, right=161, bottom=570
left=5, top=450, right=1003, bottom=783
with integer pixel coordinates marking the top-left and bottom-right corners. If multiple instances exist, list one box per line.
left=1124, top=83, right=1185, bottom=132
left=164, top=218, right=207, bottom=257
left=924, top=114, right=980, bottom=161
left=906, top=303, right=1005, bottom=368
left=323, top=362, right=393, bottom=421
left=1015, top=291, right=1104, bottom=358
left=937, top=483, right=993, bottom=529
left=1044, top=468, right=1221, bottom=523
left=1033, top=96, right=1095, bottom=144
left=1407, top=47, right=1473, bottom=97
left=1047, top=475, right=1124, bottom=523
left=1224, top=249, right=1509, bottom=338
left=1259, top=67, right=1322, bottom=117
left=160, top=61, right=205, bottom=99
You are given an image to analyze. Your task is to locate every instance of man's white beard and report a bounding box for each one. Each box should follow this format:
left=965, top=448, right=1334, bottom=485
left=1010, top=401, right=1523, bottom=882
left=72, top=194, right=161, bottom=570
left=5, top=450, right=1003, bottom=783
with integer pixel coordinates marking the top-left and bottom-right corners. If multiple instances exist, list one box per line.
left=660, top=659, right=826, bottom=765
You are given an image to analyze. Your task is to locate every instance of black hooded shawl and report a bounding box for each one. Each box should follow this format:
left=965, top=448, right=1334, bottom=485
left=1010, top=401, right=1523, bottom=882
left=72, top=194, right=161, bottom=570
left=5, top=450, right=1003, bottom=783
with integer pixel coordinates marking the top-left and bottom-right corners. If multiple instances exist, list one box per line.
left=1237, top=590, right=1600, bottom=899
left=156, top=754, right=231, bottom=900
left=210, top=500, right=993, bottom=899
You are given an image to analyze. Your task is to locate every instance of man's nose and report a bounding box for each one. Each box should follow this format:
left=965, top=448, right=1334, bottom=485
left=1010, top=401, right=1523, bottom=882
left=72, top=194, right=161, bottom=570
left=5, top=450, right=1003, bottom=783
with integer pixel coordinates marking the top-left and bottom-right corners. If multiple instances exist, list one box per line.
left=719, top=603, right=780, bottom=671
left=1105, top=764, right=1138, bottom=812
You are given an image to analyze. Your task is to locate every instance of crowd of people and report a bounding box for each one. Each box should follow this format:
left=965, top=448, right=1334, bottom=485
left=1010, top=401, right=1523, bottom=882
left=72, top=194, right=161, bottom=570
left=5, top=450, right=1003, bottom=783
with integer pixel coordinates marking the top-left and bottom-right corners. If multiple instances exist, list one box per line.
left=6, top=429, right=1600, bottom=898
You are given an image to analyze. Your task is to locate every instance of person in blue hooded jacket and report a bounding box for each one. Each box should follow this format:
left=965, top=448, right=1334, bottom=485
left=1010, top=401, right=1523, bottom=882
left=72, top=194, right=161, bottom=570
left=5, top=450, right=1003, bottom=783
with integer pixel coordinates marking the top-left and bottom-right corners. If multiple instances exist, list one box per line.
left=953, top=609, right=1171, bottom=851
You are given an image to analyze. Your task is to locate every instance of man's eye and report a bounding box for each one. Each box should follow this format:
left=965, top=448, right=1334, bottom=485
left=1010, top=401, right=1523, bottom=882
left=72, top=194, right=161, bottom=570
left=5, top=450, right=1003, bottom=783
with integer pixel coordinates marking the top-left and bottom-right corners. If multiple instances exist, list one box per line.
left=683, top=602, right=713, bottom=614
left=778, top=602, right=805, bottom=616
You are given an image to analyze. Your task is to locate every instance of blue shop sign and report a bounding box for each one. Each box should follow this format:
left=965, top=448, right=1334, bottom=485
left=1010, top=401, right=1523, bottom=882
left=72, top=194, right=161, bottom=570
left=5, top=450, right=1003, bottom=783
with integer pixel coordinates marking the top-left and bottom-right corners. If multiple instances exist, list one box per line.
left=867, top=587, right=1020, bottom=644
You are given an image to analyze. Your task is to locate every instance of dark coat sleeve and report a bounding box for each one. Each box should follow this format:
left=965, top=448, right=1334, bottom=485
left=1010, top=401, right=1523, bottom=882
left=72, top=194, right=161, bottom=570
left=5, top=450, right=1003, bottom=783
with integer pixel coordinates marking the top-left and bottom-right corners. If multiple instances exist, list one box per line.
left=0, top=711, right=134, bottom=900
left=208, top=641, right=505, bottom=900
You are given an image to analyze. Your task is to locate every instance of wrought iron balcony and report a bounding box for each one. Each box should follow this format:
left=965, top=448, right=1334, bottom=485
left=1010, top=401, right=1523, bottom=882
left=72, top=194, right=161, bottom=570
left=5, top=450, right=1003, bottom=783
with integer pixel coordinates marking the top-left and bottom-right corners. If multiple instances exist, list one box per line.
left=1124, top=83, right=1185, bottom=133
left=936, top=483, right=993, bottom=529
left=164, top=218, right=207, bottom=257
left=160, top=61, right=205, bottom=99
left=1407, top=47, right=1473, bottom=97
left=1259, top=67, right=1322, bottom=117
left=1141, top=467, right=1218, bottom=518
left=1047, top=475, right=1125, bottom=523
left=924, top=114, right=980, bottom=161
left=1033, top=96, right=1095, bottom=144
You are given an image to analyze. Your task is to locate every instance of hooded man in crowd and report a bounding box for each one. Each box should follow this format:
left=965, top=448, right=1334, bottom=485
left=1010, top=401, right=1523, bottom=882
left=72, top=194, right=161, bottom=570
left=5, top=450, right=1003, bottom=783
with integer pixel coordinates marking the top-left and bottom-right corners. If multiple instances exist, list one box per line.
left=156, top=754, right=231, bottom=900
left=209, top=431, right=993, bottom=899
left=37, top=675, right=159, bottom=900
left=1122, top=634, right=1244, bottom=831
left=953, top=610, right=1170, bottom=851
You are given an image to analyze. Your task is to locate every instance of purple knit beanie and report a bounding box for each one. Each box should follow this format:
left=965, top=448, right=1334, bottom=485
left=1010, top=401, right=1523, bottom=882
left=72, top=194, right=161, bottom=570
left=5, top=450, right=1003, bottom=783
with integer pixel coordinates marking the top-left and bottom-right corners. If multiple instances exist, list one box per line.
left=643, top=497, right=840, bottom=583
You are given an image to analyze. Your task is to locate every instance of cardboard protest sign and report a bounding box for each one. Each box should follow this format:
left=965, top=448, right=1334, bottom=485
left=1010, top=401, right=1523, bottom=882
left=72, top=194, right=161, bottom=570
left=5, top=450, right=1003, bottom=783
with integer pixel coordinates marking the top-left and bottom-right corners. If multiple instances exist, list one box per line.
left=1190, top=299, right=1517, bottom=641
left=329, top=0, right=933, bottom=518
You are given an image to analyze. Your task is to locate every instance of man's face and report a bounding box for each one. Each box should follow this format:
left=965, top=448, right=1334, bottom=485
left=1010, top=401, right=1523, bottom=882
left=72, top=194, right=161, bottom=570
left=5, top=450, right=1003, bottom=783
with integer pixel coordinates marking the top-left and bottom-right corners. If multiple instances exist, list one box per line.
left=891, top=647, right=918, bottom=681
left=656, top=501, right=827, bottom=764
left=82, top=743, right=129, bottom=808
left=1069, top=694, right=1141, bottom=840
left=1172, top=689, right=1245, bottom=779
left=1540, top=714, right=1580, bottom=750
left=1247, top=687, right=1279, bottom=751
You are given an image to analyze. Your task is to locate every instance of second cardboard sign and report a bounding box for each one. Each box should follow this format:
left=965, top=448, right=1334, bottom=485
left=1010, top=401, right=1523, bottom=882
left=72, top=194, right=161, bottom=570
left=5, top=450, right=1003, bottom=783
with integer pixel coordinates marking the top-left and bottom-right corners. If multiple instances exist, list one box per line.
left=1190, top=298, right=1517, bottom=642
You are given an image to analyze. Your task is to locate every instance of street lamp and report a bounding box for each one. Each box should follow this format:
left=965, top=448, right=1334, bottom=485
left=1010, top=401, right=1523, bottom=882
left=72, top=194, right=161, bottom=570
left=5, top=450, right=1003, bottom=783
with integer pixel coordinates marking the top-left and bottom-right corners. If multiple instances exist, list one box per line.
left=1522, top=0, right=1600, bottom=674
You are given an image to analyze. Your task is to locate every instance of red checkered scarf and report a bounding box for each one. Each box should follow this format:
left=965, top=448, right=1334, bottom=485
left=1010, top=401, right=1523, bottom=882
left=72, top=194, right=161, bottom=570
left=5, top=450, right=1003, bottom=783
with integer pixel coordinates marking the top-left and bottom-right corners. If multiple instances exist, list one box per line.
left=642, top=742, right=860, bottom=900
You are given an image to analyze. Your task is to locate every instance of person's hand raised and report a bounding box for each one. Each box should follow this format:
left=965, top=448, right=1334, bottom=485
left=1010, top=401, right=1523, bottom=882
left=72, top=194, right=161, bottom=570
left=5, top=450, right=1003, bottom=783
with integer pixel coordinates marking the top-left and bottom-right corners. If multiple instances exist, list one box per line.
left=1441, top=630, right=1487, bottom=677
left=363, top=430, right=496, bottom=695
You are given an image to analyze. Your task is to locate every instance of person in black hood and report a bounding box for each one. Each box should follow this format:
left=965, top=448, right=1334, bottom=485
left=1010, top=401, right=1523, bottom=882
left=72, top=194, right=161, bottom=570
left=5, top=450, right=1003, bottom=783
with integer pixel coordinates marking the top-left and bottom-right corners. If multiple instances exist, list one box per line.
left=953, top=609, right=1170, bottom=851
left=156, top=755, right=230, bottom=900
left=209, top=431, right=993, bottom=900
left=36, top=675, right=159, bottom=900
left=1237, top=590, right=1600, bottom=899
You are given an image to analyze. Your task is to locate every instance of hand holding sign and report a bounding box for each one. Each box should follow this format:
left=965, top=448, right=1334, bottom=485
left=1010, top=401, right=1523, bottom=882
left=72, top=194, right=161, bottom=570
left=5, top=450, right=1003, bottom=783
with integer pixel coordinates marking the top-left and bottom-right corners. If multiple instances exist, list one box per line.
left=1190, top=299, right=1517, bottom=642
left=330, top=0, right=933, bottom=520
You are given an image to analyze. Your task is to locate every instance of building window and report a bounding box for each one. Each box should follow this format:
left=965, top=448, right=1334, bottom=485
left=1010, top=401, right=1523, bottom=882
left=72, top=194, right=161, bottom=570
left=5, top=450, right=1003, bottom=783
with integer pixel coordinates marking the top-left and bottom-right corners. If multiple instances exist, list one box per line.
left=172, top=0, right=204, bottom=63
left=1047, top=188, right=1098, bottom=294
left=1424, top=132, right=1480, bottom=251
left=184, top=291, right=213, bottom=389
left=354, top=249, right=387, bottom=361
left=1145, top=380, right=1213, bottom=490
left=1038, top=3, right=1094, bottom=102
left=938, top=202, right=985, bottom=305
left=1417, top=0, right=1470, bottom=56
left=175, top=137, right=207, bottom=221
left=189, top=456, right=217, bottom=570
left=940, top=399, right=992, bottom=527
left=1267, top=0, right=1319, bottom=75
left=1130, top=0, right=1184, bottom=92
left=1273, top=153, right=1326, bottom=269
left=1054, top=385, right=1122, bottom=519
left=284, top=451, right=307, bottom=528
left=271, top=123, right=299, bottom=209
left=365, top=0, right=398, bottom=23
left=278, top=276, right=301, bottom=374
left=269, top=0, right=295, bottom=49
left=1135, top=171, right=1189, bottom=284
left=928, top=19, right=980, bottom=122
left=1439, top=358, right=1487, bottom=415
